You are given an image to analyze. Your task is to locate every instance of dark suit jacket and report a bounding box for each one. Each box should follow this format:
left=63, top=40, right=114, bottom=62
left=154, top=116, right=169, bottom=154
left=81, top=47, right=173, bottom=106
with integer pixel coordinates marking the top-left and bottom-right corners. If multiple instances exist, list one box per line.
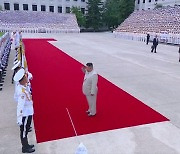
left=153, top=38, right=158, bottom=46
left=147, top=34, right=150, bottom=39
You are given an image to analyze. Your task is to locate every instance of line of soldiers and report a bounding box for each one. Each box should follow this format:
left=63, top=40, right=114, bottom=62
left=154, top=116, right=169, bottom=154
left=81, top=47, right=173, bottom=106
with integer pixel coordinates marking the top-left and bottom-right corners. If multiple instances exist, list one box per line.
left=11, top=32, right=35, bottom=153
left=0, top=33, right=11, bottom=91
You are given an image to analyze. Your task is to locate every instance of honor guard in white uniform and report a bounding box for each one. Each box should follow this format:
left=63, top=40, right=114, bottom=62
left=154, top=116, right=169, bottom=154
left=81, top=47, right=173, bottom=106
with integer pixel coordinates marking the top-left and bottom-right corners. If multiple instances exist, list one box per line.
left=13, top=68, right=35, bottom=153
left=82, top=63, right=98, bottom=116
left=14, top=31, right=20, bottom=50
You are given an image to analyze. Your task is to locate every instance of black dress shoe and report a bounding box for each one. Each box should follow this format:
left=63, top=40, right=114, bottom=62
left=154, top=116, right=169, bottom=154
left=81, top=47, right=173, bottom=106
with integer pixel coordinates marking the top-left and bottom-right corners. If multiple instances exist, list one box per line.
left=86, top=111, right=90, bottom=114
left=27, top=144, right=35, bottom=148
left=28, top=128, right=32, bottom=132
left=28, top=127, right=32, bottom=132
left=22, top=147, right=35, bottom=153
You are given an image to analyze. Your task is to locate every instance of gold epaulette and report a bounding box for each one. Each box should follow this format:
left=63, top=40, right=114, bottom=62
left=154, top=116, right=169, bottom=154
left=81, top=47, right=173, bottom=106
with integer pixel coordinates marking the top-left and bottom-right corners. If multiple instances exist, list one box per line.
left=22, top=88, right=25, bottom=93
left=22, top=88, right=32, bottom=101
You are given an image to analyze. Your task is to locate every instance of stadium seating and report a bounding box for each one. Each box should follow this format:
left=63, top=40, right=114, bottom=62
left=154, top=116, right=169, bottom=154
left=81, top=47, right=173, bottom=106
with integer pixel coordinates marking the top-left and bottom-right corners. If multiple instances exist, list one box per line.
left=0, top=11, right=80, bottom=33
left=114, top=5, right=180, bottom=45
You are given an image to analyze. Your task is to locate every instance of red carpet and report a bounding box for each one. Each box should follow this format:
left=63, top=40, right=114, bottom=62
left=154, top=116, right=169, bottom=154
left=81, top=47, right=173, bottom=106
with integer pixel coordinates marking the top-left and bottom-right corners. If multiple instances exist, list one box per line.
left=23, top=39, right=168, bottom=143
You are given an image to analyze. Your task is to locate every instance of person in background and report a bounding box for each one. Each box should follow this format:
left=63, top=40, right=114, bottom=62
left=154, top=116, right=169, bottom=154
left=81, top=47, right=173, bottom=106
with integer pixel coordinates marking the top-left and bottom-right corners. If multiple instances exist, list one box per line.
left=151, top=35, right=159, bottom=53
left=146, top=33, right=150, bottom=45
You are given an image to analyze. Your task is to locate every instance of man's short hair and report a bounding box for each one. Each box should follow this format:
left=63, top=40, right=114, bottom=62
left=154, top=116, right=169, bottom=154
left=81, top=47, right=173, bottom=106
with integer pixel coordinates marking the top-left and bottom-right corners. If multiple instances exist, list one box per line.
left=86, top=63, right=93, bottom=67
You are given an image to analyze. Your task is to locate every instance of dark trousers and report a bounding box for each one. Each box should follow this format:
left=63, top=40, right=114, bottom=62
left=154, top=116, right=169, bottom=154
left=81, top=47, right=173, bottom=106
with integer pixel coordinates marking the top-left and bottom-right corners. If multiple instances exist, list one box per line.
left=151, top=45, right=157, bottom=53
left=12, top=70, right=16, bottom=83
left=20, top=115, right=32, bottom=148
left=146, top=39, right=149, bottom=45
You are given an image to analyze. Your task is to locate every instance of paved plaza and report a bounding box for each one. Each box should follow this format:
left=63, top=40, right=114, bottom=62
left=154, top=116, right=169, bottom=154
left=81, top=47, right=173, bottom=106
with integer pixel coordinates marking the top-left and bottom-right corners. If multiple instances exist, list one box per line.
left=1, top=32, right=180, bottom=154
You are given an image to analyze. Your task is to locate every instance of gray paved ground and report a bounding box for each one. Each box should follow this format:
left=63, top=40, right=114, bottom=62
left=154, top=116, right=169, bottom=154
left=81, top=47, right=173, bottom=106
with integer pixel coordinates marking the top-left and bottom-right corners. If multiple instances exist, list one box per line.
left=0, top=32, right=180, bottom=154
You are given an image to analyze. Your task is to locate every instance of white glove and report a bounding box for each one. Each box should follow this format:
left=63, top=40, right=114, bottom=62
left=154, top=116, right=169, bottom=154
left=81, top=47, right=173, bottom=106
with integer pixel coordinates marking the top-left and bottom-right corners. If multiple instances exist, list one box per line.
left=17, top=114, right=23, bottom=126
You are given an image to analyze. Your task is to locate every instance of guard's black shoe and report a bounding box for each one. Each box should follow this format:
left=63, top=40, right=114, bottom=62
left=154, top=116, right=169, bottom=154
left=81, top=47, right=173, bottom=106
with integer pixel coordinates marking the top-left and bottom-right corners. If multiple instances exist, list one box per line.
left=22, top=147, right=35, bottom=153
left=27, top=144, right=35, bottom=148
left=27, top=127, right=32, bottom=132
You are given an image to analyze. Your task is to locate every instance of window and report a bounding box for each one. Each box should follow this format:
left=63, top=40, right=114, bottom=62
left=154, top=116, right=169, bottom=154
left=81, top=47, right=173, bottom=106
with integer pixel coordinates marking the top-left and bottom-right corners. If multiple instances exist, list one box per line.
left=81, top=8, right=85, bottom=14
left=23, top=4, right=28, bottom=10
left=14, top=3, right=19, bottom=10
left=74, top=0, right=78, bottom=1
left=58, top=6, right=62, bottom=13
left=143, top=0, right=145, bottom=3
left=41, top=5, right=46, bottom=11
left=32, top=5, right=37, bottom=11
left=138, top=0, right=140, bottom=4
left=149, top=0, right=151, bottom=2
left=4, top=3, right=10, bottom=10
left=81, top=0, right=85, bottom=2
left=49, top=6, right=54, bottom=12
left=66, top=7, right=70, bottom=13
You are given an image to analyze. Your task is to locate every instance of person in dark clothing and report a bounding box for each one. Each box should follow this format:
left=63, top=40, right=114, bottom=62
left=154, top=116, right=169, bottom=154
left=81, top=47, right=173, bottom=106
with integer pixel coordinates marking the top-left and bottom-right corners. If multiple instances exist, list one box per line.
left=146, top=33, right=150, bottom=45
left=151, top=35, right=158, bottom=53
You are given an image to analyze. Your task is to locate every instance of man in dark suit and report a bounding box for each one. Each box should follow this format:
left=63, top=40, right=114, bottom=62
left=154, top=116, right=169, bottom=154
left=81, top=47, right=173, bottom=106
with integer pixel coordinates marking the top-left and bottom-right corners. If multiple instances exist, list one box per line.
left=151, top=35, right=158, bottom=53
left=146, top=33, right=150, bottom=45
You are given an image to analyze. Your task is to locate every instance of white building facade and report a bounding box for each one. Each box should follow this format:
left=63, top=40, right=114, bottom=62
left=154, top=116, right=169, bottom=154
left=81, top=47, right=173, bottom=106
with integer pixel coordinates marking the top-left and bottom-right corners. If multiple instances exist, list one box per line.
left=135, top=0, right=180, bottom=10
left=0, top=0, right=87, bottom=14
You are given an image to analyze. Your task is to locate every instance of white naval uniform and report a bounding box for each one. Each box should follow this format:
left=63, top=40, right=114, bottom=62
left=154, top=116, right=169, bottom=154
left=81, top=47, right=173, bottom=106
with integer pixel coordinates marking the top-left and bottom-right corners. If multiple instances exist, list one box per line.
left=82, top=70, right=98, bottom=115
left=14, top=71, right=33, bottom=104
left=16, top=84, right=34, bottom=125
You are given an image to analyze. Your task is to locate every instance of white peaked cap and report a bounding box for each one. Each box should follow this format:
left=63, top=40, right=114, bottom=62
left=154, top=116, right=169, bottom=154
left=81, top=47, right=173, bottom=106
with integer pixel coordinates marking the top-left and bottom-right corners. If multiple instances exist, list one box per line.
left=11, top=61, right=21, bottom=70
left=13, top=68, right=25, bottom=82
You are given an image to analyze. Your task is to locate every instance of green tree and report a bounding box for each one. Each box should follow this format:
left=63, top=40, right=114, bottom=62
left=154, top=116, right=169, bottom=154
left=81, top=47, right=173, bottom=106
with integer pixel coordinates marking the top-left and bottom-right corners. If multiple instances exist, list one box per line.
left=102, top=0, right=135, bottom=30
left=102, top=0, right=121, bottom=30
left=86, top=0, right=103, bottom=31
left=119, top=0, right=135, bottom=20
left=71, top=7, right=86, bottom=27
